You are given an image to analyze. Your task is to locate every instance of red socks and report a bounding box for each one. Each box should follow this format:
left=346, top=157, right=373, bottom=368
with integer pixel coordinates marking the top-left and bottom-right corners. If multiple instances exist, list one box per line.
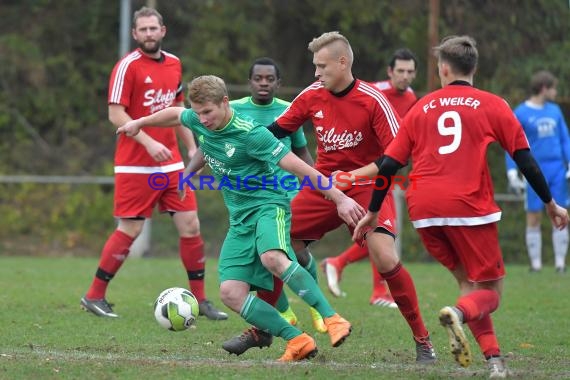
left=87, top=233, right=209, bottom=303
left=456, top=289, right=500, bottom=321
left=338, top=245, right=388, bottom=296
left=336, top=243, right=369, bottom=267
left=456, top=289, right=501, bottom=358
left=468, top=316, right=501, bottom=358
left=86, top=230, right=134, bottom=299
left=381, top=262, right=429, bottom=338
left=180, top=236, right=206, bottom=302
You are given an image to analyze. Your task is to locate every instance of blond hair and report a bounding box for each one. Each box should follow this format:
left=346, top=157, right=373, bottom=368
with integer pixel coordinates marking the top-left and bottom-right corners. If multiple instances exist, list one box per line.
left=308, top=31, right=353, bottom=66
left=187, top=75, right=228, bottom=105
left=433, top=35, right=478, bottom=76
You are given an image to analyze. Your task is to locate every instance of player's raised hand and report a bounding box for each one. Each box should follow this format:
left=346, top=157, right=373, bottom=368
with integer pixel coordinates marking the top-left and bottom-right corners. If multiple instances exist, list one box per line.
left=116, top=119, right=143, bottom=136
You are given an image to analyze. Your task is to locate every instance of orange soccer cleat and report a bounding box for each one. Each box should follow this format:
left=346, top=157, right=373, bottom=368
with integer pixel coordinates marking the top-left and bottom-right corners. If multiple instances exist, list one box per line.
left=324, top=314, right=352, bottom=347
left=277, top=333, right=318, bottom=362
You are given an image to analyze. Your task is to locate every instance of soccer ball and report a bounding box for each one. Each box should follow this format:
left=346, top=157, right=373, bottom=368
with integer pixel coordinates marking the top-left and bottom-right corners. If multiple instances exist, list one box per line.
left=153, top=287, right=199, bottom=331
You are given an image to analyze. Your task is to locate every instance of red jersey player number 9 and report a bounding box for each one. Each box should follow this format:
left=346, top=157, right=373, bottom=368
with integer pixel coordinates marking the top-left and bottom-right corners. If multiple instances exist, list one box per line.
left=437, top=111, right=462, bottom=155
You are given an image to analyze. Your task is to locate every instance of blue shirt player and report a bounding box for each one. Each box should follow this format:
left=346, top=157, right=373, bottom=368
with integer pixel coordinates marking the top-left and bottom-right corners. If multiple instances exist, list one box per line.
left=505, top=70, right=570, bottom=273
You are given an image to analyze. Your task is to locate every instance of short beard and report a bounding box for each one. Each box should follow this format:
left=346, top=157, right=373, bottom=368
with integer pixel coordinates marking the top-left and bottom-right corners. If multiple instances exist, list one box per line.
left=138, top=41, right=161, bottom=55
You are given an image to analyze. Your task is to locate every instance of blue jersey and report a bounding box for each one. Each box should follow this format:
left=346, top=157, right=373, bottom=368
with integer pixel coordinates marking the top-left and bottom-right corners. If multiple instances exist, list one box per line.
left=505, top=100, right=570, bottom=171
left=505, top=100, right=570, bottom=210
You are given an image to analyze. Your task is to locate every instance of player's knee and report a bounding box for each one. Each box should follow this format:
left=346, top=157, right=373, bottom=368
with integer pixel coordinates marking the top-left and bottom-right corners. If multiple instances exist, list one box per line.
left=185, top=218, right=200, bottom=236
left=379, top=257, right=400, bottom=273
left=368, top=241, right=399, bottom=272
left=117, top=219, right=145, bottom=238
left=219, top=283, right=243, bottom=312
left=458, top=279, right=474, bottom=295
left=260, top=250, right=284, bottom=274
left=478, top=281, right=503, bottom=299
left=175, top=212, right=201, bottom=236
left=219, top=285, right=232, bottom=305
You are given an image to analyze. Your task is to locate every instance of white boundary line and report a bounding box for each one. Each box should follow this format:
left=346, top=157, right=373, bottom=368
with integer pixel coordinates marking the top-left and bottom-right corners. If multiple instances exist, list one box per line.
left=1, top=348, right=567, bottom=378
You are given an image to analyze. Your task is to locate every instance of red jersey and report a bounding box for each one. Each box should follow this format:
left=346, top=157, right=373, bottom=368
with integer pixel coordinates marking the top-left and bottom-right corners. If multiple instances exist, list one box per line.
left=108, top=48, right=185, bottom=173
left=277, top=79, right=400, bottom=176
left=373, top=80, right=417, bottom=117
left=386, top=83, right=529, bottom=227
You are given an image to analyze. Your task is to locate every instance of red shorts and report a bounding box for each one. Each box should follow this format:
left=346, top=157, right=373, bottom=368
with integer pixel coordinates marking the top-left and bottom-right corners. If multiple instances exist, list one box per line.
left=290, top=184, right=396, bottom=241
left=114, top=171, right=197, bottom=218
left=416, top=223, right=505, bottom=282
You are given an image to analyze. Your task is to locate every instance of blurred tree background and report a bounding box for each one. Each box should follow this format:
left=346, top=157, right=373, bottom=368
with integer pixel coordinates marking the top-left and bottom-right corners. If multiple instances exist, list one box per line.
left=0, top=0, right=569, bottom=263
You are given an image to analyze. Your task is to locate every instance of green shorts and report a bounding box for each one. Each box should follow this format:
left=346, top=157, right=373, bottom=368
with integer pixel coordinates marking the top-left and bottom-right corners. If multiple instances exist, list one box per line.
left=218, top=204, right=296, bottom=291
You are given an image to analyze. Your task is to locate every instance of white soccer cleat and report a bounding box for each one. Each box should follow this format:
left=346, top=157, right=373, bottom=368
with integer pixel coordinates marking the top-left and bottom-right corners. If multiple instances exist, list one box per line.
left=488, top=356, right=509, bottom=378
left=439, top=306, right=472, bottom=368
left=370, top=294, right=398, bottom=309
left=321, top=259, right=346, bottom=297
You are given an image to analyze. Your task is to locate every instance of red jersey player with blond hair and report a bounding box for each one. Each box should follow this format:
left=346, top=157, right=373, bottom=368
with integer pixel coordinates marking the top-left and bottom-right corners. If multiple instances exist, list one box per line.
left=80, top=6, right=226, bottom=320
left=322, top=48, right=419, bottom=308
left=354, top=35, right=568, bottom=378
left=222, top=31, right=436, bottom=364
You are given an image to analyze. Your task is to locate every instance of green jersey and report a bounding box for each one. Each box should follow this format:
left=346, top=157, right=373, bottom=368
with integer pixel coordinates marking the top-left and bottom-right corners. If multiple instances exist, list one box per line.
left=180, top=108, right=290, bottom=225
left=230, top=97, right=308, bottom=189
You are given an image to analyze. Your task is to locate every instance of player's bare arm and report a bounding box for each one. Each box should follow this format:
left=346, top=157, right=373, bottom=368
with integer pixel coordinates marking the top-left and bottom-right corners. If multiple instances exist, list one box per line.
left=292, top=145, right=314, bottom=167
left=110, top=104, right=176, bottom=162
left=278, top=152, right=365, bottom=226
left=185, top=147, right=206, bottom=174
left=173, top=101, right=198, bottom=158
left=331, top=161, right=380, bottom=188
left=178, top=148, right=206, bottom=200
left=177, top=124, right=198, bottom=158
left=109, top=104, right=159, bottom=145
left=116, top=106, right=186, bottom=136
left=352, top=155, right=404, bottom=240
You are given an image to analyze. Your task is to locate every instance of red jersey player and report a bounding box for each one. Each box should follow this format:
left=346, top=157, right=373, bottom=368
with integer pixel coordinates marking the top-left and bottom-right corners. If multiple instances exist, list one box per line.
left=322, top=48, right=419, bottom=308
left=80, top=6, right=226, bottom=320
left=223, top=31, right=436, bottom=364
left=354, top=35, right=568, bottom=378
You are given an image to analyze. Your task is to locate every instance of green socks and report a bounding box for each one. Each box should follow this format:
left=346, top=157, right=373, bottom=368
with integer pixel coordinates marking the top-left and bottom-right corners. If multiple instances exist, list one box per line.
left=281, top=262, right=335, bottom=318
left=240, top=294, right=300, bottom=340
left=304, top=252, right=318, bottom=282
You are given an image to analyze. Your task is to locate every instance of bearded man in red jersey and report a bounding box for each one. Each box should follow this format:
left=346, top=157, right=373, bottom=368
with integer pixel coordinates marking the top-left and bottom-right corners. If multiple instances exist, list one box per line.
left=80, top=6, right=226, bottom=321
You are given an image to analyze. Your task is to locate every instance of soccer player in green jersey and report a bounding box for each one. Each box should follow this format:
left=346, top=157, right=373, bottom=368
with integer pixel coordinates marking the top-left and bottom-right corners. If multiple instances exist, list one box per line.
left=117, top=75, right=363, bottom=361
left=230, top=57, right=314, bottom=170
left=229, top=57, right=328, bottom=339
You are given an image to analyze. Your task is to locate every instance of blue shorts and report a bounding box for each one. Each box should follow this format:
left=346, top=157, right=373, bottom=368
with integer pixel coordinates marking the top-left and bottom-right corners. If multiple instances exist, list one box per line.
left=525, top=160, right=568, bottom=212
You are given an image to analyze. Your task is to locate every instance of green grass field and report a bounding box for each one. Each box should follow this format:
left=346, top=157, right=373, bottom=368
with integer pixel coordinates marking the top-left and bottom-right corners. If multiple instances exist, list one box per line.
left=0, top=257, right=568, bottom=379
